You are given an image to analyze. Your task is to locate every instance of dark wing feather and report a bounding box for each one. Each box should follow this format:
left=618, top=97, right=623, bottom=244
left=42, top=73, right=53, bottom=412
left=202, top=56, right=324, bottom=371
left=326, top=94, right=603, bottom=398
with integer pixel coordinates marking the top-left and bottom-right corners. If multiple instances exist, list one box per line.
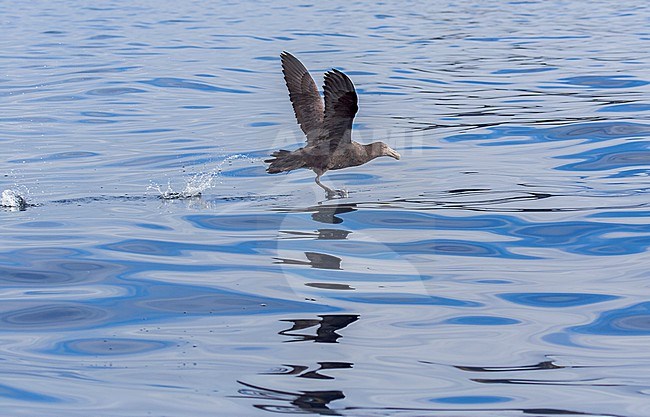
left=281, top=51, right=324, bottom=144
left=321, top=69, right=358, bottom=148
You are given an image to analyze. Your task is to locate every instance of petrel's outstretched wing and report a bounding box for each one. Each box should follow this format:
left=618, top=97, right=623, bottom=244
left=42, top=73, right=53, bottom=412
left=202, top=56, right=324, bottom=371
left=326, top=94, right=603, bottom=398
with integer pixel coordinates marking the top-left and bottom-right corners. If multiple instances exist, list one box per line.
left=281, top=51, right=324, bottom=145
left=321, top=68, right=358, bottom=148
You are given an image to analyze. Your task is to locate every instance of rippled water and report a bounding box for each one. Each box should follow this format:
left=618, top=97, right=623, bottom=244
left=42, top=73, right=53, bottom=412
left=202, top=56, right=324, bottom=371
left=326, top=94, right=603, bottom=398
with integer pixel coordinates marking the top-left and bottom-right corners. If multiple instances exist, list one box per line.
left=2, top=1, right=650, bottom=416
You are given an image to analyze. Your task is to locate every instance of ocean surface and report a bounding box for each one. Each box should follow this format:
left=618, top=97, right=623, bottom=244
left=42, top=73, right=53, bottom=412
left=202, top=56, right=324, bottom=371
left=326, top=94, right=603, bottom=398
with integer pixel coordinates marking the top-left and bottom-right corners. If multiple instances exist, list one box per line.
left=1, top=1, right=650, bottom=416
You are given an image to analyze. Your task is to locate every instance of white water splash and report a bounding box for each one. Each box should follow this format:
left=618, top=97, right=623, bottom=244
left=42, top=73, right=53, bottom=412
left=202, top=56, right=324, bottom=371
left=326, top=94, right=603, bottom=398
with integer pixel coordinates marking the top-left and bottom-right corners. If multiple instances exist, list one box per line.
left=1, top=189, right=28, bottom=210
left=214, top=153, right=257, bottom=171
left=149, top=154, right=258, bottom=200
left=148, top=178, right=203, bottom=200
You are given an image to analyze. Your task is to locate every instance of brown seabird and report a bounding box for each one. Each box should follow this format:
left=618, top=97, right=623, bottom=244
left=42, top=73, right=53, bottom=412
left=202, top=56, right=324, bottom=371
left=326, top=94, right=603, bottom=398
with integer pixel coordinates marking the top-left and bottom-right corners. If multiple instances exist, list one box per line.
left=265, top=51, right=400, bottom=198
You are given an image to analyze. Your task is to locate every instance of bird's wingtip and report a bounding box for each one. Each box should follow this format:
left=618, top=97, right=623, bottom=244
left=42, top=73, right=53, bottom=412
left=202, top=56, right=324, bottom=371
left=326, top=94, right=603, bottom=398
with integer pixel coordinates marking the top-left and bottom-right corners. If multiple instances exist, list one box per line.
left=324, top=69, right=339, bottom=79
left=324, top=68, right=354, bottom=88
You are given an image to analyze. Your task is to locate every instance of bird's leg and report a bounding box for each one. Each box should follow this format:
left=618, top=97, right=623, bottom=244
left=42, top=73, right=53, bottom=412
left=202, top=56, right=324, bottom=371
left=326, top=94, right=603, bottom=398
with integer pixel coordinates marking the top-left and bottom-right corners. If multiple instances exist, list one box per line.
left=315, top=174, right=335, bottom=195
left=315, top=175, right=347, bottom=199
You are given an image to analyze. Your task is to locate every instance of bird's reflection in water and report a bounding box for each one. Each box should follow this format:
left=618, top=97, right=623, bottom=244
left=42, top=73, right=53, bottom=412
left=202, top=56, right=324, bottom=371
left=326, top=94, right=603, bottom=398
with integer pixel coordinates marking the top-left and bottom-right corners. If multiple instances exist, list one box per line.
left=316, top=228, right=351, bottom=240
left=235, top=316, right=357, bottom=414
left=263, top=362, right=353, bottom=380
left=237, top=381, right=345, bottom=415
left=238, top=206, right=359, bottom=414
left=279, top=228, right=351, bottom=240
left=310, top=204, right=356, bottom=224
left=305, top=282, right=354, bottom=290
left=279, top=314, right=359, bottom=343
left=274, top=251, right=342, bottom=270
left=453, top=359, right=565, bottom=372
left=236, top=379, right=606, bottom=417
left=276, top=204, right=352, bottom=269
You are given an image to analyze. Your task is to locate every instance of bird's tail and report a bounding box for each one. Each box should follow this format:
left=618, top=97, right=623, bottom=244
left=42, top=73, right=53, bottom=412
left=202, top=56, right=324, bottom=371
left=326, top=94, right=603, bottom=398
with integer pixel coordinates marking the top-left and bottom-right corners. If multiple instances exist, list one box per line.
left=265, top=150, right=305, bottom=173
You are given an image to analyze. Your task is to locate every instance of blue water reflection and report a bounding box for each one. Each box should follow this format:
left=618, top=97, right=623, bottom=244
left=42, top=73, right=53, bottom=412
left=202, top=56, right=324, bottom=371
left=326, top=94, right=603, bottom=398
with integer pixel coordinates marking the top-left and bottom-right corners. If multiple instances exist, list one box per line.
left=140, top=77, right=251, bottom=94
left=572, top=303, right=650, bottom=336
left=443, top=316, right=520, bottom=326
left=558, top=75, right=648, bottom=89
left=597, top=103, right=650, bottom=113
left=2, top=0, right=650, bottom=415
left=0, top=276, right=334, bottom=331
left=344, top=211, right=650, bottom=257
left=0, top=385, right=59, bottom=404
left=445, top=122, right=650, bottom=146
left=432, top=395, right=511, bottom=404
left=332, top=293, right=482, bottom=307
left=53, top=338, right=170, bottom=356
left=556, top=141, right=650, bottom=172
left=499, top=293, right=619, bottom=308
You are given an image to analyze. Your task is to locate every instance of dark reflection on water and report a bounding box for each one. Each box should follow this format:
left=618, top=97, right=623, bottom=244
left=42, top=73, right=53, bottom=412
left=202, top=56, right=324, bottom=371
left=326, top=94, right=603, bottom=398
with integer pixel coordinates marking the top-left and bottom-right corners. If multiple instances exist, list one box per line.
left=472, top=378, right=618, bottom=387
left=263, top=362, right=353, bottom=380
left=238, top=315, right=359, bottom=414
left=236, top=379, right=613, bottom=417
left=275, top=251, right=342, bottom=270
left=279, top=229, right=352, bottom=240
left=237, top=381, right=345, bottom=416
left=279, top=315, right=359, bottom=343
left=305, top=283, right=354, bottom=290
left=451, top=360, right=567, bottom=372
left=310, top=205, right=357, bottom=225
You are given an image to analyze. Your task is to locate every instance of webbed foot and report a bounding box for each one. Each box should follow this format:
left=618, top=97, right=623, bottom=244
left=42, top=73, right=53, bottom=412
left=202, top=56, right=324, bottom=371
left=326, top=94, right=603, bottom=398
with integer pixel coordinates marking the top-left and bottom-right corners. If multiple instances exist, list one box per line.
left=326, top=189, right=348, bottom=199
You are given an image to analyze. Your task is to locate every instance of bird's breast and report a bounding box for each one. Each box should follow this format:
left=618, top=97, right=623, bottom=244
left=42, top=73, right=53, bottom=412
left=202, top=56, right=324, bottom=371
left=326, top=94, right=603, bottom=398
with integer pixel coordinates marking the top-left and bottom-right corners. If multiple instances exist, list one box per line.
left=328, top=147, right=366, bottom=170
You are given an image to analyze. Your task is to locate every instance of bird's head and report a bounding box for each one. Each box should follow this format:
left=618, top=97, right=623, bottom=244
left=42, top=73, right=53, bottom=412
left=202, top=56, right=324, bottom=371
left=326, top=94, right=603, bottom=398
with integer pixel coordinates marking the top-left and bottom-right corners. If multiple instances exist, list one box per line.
left=366, top=141, right=401, bottom=161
